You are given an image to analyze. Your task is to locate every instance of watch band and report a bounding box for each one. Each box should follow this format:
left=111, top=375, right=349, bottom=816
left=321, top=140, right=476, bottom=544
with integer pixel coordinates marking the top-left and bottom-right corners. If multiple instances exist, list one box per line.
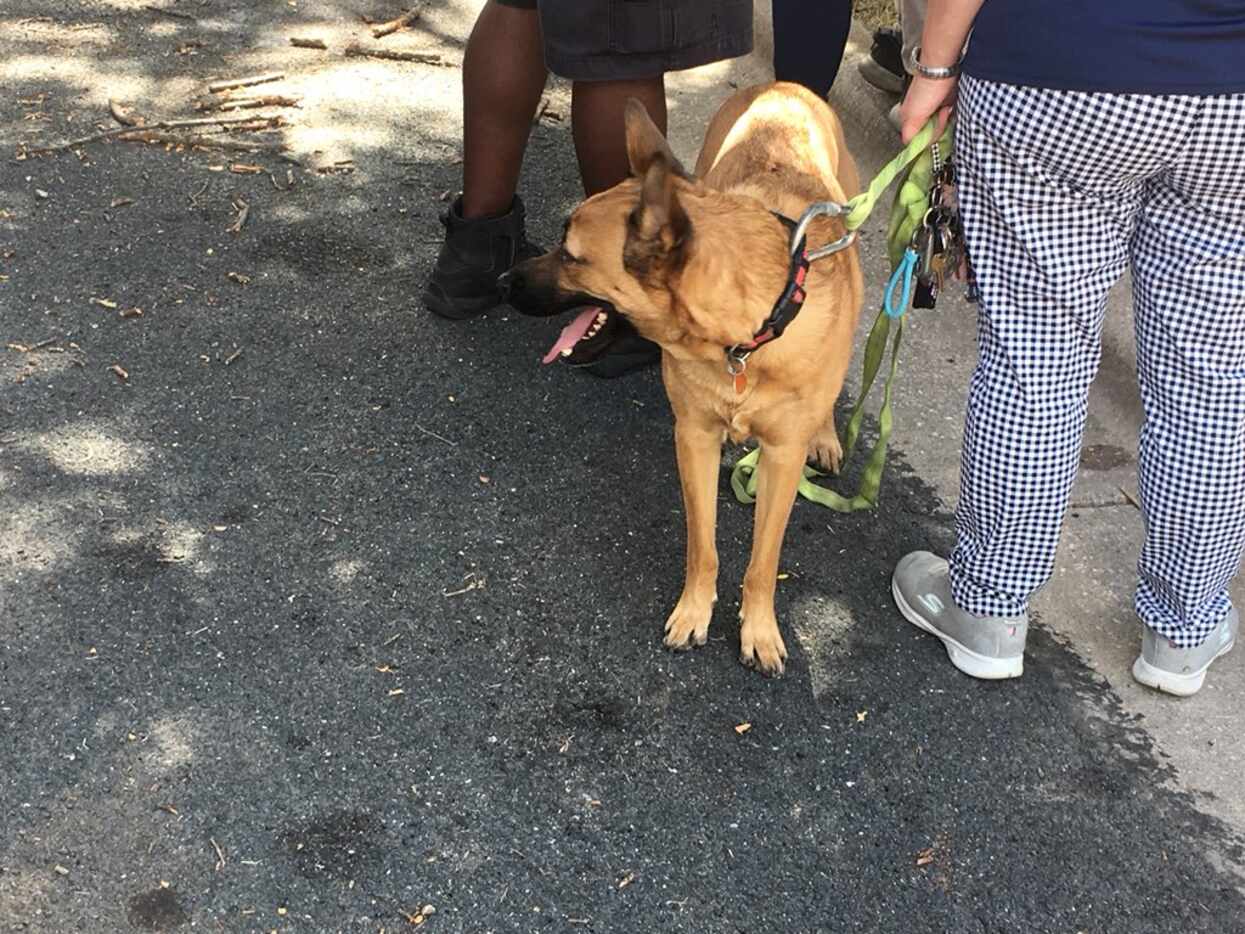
left=910, top=45, right=962, bottom=80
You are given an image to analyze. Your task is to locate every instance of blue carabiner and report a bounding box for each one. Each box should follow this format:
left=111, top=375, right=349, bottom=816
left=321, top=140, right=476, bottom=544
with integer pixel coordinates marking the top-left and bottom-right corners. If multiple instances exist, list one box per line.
left=883, top=248, right=919, bottom=319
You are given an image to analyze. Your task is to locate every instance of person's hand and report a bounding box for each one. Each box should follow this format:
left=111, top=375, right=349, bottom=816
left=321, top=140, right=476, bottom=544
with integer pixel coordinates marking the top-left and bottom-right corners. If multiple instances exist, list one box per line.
left=900, top=74, right=958, bottom=143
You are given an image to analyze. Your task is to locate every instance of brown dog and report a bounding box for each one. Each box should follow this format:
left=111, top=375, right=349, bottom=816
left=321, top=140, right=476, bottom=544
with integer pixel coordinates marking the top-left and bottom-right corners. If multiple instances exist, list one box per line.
left=503, top=82, right=864, bottom=674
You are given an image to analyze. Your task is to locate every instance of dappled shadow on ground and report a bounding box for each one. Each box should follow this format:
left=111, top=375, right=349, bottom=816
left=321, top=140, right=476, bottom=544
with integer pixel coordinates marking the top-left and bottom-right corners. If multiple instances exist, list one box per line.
left=3, top=3, right=1245, bottom=933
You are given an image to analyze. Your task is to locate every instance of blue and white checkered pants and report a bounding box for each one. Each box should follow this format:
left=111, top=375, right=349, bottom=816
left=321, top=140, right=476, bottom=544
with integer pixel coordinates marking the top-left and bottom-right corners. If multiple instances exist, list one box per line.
left=948, top=77, right=1245, bottom=648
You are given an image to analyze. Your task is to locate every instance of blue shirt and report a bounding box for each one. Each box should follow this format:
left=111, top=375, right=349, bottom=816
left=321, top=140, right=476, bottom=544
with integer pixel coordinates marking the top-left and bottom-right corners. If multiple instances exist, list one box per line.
left=963, top=1, right=1245, bottom=95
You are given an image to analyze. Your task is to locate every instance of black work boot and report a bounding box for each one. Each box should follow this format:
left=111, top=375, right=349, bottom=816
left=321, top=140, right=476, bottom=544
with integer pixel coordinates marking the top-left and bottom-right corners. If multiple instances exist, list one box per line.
left=423, top=195, right=543, bottom=320
left=575, top=318, right=661, bottom=379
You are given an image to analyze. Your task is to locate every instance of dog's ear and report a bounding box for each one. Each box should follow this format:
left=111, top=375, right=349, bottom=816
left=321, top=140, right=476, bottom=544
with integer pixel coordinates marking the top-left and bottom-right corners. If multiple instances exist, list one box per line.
left=624, top=98, right=690, bottom=179
left=625, top=154, right=691, bottom=277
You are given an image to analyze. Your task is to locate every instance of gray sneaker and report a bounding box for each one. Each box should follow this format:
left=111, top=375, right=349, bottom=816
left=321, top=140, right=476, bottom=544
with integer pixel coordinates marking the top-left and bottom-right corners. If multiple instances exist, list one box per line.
left=892, top=551, right=1028, bottom=680
left=1132, top=609, right=1237, bottom=697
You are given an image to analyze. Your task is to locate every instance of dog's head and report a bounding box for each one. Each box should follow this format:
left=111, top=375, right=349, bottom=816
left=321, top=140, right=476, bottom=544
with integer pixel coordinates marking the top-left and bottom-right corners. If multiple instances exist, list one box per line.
left=502, top=100, right=790, bottom=366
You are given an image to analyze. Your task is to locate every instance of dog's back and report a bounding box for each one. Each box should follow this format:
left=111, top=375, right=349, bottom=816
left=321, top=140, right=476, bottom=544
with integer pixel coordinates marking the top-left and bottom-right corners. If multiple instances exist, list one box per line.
left=693, top=82, right=860, bottom=226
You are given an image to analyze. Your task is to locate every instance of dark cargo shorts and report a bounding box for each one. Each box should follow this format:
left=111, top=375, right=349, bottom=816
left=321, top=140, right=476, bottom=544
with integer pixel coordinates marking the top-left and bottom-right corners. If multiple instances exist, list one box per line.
left=495, top=0, right=753, bottom=81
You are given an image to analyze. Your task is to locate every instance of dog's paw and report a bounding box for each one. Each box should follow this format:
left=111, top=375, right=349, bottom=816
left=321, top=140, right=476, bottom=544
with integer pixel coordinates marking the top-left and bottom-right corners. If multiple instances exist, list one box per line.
left=739, top=612, right=788, bottom=676
left=807, top=428, right=843, bottom=475
left=663, top=593, right=715, bottom=651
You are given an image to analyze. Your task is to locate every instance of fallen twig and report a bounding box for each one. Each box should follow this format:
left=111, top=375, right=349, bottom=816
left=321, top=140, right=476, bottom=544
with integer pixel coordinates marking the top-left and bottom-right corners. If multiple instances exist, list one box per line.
left=443, top=573, right=485, bottom=598
left=221, top=115, right=288, bottom=133
left=1119, top=486, right=1142, bottom=510
left=222, top=96, right=300, bottom=112
left=223, top=348, right=243, bottom=366
left=196, top=95, right=301, bottom=113
left=210, top=837, right=226, bottom=872
left=412, top=422, right=456, bottom=446
left=145, top=5, right=195, bottom=21
left=34, top=114, right=281, bottom=154
left=226, top=199, right=249, bottom=235
left=109, top=99, right=142, bottom=127
left=119, top=130, right=285, bottom=153
left=208, top=72, right=285, bottom=94
left=532, top=98, right=563, bottom=125
left=7, top=338, right=58, bottom=354
left=289, top=37, right=328, bottom=50
left=372, top=4, right=425, bottom=38
left=344, top=43, right=445, bottom=65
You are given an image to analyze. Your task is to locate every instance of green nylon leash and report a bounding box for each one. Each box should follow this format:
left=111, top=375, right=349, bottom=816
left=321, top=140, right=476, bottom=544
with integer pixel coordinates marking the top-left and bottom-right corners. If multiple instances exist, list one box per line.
left=730, top=117, right=950, bottom=513
left=843, top=118, right=939, bottom=233
left=731, top=312, right=905, bottom=511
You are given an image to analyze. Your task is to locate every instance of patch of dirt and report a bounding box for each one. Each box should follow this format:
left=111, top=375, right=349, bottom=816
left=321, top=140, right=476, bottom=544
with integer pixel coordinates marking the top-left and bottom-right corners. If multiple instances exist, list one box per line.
left=856, top=1, right=900, bottom=31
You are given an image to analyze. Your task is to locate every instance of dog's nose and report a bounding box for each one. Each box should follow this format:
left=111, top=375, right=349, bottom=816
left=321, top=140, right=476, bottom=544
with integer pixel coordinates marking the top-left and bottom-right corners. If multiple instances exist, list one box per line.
left=497, top=269, right=523, bottom=302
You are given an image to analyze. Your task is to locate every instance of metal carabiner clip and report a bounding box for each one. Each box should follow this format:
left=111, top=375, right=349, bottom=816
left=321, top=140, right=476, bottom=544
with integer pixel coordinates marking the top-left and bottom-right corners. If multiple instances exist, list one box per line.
left=790, top=200, right=858, bottom=262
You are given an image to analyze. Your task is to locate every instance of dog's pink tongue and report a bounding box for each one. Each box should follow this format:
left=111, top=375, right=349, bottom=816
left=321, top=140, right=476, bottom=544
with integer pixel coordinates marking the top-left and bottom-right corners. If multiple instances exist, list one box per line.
left=541, top=307, right=600, bottom=364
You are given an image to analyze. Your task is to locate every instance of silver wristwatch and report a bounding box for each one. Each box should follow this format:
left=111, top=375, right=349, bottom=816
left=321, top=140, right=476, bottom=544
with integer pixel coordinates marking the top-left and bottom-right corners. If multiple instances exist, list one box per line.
left=910, top=45, right=962, bottom=80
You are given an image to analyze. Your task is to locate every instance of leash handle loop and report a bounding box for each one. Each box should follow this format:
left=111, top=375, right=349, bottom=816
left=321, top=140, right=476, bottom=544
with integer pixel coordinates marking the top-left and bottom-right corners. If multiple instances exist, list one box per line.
left=844, top=118, right=939, bottom=231
left=883, top=248, right=919, bottom=319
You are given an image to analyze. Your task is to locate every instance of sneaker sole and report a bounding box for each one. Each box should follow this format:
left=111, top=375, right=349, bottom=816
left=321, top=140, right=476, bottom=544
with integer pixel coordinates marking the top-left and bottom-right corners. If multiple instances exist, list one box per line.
left=1131, top=639, right=1235, bottom=697
left=891, top=575, right=1024, bottom=680
left=857, top=60, right=906, bottom=95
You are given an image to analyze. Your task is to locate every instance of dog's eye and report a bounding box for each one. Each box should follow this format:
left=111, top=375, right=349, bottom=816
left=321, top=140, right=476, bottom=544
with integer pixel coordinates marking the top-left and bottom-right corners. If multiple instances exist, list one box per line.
left=559, top=246, right=583, bottom=265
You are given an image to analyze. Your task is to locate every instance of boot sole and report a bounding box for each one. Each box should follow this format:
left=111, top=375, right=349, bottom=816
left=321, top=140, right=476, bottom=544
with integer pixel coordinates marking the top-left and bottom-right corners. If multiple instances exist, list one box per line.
left=1131, top=639, right=1235, bottom=697
left=570, top=347, right=660, bottom=379
left=422, top=283, right=500, bottom=321
left=892, top=575, right=1024, bottom=680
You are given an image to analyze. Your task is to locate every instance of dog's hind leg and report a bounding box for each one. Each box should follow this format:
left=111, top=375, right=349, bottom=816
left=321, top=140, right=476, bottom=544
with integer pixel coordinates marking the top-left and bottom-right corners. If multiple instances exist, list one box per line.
left=738, top=441, right=805, bottom=675
left=806, top=412, right=843, bottom=474
left=663, top=419, right=724, bottom=651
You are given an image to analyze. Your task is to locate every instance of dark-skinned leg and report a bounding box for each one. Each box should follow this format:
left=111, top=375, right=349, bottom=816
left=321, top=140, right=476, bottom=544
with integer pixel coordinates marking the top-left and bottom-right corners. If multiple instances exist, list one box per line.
left=424, top=0, right=547, bottom=319
left=461, top=0, right=548, bottom=218
left=571, top=76, right=667, bottom=196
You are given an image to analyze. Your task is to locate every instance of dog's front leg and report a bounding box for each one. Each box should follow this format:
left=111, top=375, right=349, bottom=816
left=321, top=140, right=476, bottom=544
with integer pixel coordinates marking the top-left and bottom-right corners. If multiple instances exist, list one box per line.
left=738, top=441, right=805, bottom=675
left=663, top=418, right=723, bottom=651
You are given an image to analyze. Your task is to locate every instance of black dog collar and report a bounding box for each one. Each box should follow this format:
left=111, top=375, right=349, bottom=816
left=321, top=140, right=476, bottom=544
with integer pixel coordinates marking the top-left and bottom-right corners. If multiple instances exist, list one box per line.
left=725, top=214, right=811, bottom=378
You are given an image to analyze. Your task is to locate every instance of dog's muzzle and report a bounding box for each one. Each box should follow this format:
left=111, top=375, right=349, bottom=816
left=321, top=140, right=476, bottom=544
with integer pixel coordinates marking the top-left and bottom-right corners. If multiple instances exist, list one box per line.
left=498, top=259, right=595, bottom=319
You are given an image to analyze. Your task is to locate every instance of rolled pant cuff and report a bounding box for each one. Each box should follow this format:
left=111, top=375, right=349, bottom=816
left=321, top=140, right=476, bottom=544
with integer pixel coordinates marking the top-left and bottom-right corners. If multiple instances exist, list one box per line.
left=1135, top=583, right=1234, bottom=648
left=948, top=557, right=1029, bottom=619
